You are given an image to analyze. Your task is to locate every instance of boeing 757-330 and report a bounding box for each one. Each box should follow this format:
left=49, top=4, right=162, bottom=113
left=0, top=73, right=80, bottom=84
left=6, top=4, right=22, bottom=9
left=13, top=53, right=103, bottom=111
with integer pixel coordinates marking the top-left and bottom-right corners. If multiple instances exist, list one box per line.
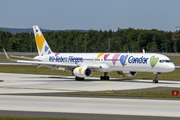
left=3, top=26, right=175, bottom=83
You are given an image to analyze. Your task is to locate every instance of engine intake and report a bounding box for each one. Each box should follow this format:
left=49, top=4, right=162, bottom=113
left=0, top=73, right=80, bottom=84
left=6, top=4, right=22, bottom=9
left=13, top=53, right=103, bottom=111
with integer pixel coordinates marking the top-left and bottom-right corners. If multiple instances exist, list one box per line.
left=117, top=71, right=137, bottom=77
left=73, top=67, right=92, bottom=77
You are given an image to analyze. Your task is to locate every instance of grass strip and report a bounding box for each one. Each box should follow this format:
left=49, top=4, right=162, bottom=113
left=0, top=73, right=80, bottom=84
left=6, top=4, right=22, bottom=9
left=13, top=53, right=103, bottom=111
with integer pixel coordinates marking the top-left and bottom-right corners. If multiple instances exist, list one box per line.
left=69, top=89, right=180, bottom=98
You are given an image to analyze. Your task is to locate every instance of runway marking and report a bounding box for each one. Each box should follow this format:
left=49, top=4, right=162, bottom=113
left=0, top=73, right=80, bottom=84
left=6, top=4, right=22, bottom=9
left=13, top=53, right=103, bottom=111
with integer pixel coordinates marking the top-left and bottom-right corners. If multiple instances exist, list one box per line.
left=0, top=81, right=110, bottom=92
left=68, top=81, right=110, bottom=89
left=0, top=79, right=8, bottom=82
left=0, top=86, right=88, bottom=92
left=0, top=109, right=180, bottom=118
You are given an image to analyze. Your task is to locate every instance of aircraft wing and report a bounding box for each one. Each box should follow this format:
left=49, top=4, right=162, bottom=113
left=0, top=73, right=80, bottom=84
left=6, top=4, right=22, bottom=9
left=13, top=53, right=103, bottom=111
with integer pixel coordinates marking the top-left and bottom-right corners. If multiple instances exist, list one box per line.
left=3, top=49, right=102, bottom=70
left=16, top=60, right=102, bottom=69
left=17, top=60, right=78, bottom=67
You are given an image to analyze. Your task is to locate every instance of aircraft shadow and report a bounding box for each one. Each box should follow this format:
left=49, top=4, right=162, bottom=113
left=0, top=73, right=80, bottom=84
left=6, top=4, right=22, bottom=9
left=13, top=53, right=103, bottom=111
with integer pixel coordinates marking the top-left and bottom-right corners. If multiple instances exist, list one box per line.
left=44, top=77, right=180, bottom=84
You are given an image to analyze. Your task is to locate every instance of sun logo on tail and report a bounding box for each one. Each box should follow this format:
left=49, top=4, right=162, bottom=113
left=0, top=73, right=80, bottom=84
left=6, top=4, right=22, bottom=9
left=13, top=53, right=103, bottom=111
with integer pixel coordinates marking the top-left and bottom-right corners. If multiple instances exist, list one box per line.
left=33, top=26, right=53, bottom=56
left=35, top=34, right=45, bottom=52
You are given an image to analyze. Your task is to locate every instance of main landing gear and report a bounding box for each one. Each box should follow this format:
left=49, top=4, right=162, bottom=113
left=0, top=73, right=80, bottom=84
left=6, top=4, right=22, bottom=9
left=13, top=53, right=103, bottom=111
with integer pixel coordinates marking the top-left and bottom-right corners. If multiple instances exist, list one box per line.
left=100, top=72, right=110, bottom=80
left=153, top=72, right=160, bottom=83
left=75, top=76, right=84, bottom=81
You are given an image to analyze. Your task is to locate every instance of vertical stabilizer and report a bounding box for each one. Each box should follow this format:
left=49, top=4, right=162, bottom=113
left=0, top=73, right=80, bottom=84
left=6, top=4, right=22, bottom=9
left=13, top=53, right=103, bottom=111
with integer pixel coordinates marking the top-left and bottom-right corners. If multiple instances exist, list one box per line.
left=33, top=26, right=52, bottom=56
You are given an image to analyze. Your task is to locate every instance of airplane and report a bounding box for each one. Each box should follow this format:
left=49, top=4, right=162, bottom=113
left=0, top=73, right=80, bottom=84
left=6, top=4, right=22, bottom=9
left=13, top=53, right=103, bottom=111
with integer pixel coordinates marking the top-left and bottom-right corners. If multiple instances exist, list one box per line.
left=3, top=26, right=175, bottom=83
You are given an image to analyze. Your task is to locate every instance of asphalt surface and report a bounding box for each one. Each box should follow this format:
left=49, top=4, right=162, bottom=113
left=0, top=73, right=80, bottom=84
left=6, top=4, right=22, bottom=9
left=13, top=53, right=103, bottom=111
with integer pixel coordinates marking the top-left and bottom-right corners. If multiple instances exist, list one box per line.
left=0, top=95, right=180, bottom=120
left=1, top=110, right=180, bottom=120
left=0, top=73, right=180, bottom=120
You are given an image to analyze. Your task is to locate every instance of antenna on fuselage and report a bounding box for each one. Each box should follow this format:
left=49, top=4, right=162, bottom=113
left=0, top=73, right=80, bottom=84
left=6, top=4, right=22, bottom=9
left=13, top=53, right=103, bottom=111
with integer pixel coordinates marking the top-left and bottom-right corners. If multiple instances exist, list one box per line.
left=142, top=49, right=145, bottom=53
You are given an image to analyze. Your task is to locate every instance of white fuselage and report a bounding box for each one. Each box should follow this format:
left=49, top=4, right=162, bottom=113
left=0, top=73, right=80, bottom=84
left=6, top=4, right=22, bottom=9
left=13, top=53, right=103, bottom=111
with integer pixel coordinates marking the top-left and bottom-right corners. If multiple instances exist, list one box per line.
left=41, top=52, right=175, bottom=73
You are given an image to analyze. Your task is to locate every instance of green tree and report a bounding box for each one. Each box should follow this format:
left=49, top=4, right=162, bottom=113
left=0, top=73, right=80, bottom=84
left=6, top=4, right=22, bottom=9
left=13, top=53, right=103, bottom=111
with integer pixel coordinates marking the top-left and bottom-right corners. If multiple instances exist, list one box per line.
left=171, top=30, right=180, bottom=53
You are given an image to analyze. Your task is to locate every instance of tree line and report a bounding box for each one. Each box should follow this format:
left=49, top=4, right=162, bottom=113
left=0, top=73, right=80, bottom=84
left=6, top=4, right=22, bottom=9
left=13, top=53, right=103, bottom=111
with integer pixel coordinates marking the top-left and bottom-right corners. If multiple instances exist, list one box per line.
left=0, top=28, right=180, bottom=53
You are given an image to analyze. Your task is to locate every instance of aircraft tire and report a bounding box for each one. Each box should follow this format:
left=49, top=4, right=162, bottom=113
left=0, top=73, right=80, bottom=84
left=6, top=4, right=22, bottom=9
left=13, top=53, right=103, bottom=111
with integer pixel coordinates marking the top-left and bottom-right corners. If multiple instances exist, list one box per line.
left=81, top=78, right=84, bottom=81
left=100, top=76, right=109, bottom=80
left=100, top=76, right=104, bottom=80
left=75, top=76, right=85, bottom=81
left=153, top=80, right=158, bottom=83
left=75, top=76, right=78, bottom=81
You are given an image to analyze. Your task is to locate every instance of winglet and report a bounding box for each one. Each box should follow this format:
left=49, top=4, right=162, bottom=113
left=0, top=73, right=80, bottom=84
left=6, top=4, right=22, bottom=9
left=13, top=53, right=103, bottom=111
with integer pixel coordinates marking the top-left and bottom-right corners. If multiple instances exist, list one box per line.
left=3, top=49, right=17, bottom=61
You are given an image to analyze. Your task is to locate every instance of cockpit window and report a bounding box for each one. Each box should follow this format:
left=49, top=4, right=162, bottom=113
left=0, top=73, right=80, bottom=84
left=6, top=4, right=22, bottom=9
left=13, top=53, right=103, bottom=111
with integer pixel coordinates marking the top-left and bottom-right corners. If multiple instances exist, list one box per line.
left=159, top=60, right=172, bottom=63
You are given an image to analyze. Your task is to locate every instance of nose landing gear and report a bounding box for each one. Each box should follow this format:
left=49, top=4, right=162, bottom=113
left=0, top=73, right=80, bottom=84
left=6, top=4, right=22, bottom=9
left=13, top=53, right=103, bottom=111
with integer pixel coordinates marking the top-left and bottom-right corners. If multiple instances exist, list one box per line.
left=153, top=72, right=160, bottom=83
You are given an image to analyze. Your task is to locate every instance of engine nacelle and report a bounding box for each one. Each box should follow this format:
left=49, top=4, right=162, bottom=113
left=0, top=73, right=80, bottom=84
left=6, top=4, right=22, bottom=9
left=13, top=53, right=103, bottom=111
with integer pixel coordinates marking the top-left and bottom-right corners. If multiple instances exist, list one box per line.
left=73, top=67, right=92, bottom=77
left=117, top=71, right=137, bottom=77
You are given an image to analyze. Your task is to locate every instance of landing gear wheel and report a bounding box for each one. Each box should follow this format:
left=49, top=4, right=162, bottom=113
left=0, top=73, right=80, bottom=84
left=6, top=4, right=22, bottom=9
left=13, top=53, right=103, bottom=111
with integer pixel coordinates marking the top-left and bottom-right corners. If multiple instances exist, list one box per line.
left=100, top=72, right=110, bottom=80
left=81, top=78, right=85, bottom=81
left=153, top=79, right=158, bottom=83
left=100, top=75, right=110, bottom=80
left=100, top=76, right=104, bottom=80
left=75, top=76, right=78, bottom=81
left=75, top=76, right=85, bottom=81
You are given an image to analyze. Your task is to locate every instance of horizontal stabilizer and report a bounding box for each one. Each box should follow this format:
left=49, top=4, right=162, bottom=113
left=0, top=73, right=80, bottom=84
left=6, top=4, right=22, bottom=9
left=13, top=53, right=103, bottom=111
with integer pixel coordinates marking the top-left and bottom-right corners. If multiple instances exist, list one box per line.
left=10, top=55, right=41, bottom=61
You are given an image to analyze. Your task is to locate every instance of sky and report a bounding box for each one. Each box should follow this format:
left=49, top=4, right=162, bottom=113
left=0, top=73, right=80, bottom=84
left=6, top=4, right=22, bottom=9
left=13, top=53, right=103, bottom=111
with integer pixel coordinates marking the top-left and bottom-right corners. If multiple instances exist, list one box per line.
left=1, top=0, right=180, bottom=31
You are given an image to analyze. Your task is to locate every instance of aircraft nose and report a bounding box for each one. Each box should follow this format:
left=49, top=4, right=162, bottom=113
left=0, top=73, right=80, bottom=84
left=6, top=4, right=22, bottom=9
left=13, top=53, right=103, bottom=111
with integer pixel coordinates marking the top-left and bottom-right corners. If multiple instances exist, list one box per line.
left=167, top=63, right=175, bottom=72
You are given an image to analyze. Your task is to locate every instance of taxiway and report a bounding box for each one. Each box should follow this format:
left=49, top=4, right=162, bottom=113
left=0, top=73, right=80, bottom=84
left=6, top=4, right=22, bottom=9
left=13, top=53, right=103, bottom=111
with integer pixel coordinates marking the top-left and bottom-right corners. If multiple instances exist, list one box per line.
left=0, top=73, right=180, bottom=94
left=0, top=73, right=180, bottom=120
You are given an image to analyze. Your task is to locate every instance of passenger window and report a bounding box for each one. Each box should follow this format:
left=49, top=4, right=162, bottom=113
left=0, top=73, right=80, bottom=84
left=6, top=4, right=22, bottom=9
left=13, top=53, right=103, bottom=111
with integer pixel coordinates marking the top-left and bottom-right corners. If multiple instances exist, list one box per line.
left=166, top=60, right=172, bottom=63
left=159, top=60, right=164, bottom=63
left=159, top=60, right=172, bottom=63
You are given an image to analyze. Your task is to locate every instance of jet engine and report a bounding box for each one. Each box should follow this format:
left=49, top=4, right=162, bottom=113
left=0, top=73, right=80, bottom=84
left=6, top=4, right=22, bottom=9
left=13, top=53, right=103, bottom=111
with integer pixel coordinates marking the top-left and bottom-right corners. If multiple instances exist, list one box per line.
left=117, top=71, right=137, bottom=77
left=73, top=67, right=92, bottom=77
